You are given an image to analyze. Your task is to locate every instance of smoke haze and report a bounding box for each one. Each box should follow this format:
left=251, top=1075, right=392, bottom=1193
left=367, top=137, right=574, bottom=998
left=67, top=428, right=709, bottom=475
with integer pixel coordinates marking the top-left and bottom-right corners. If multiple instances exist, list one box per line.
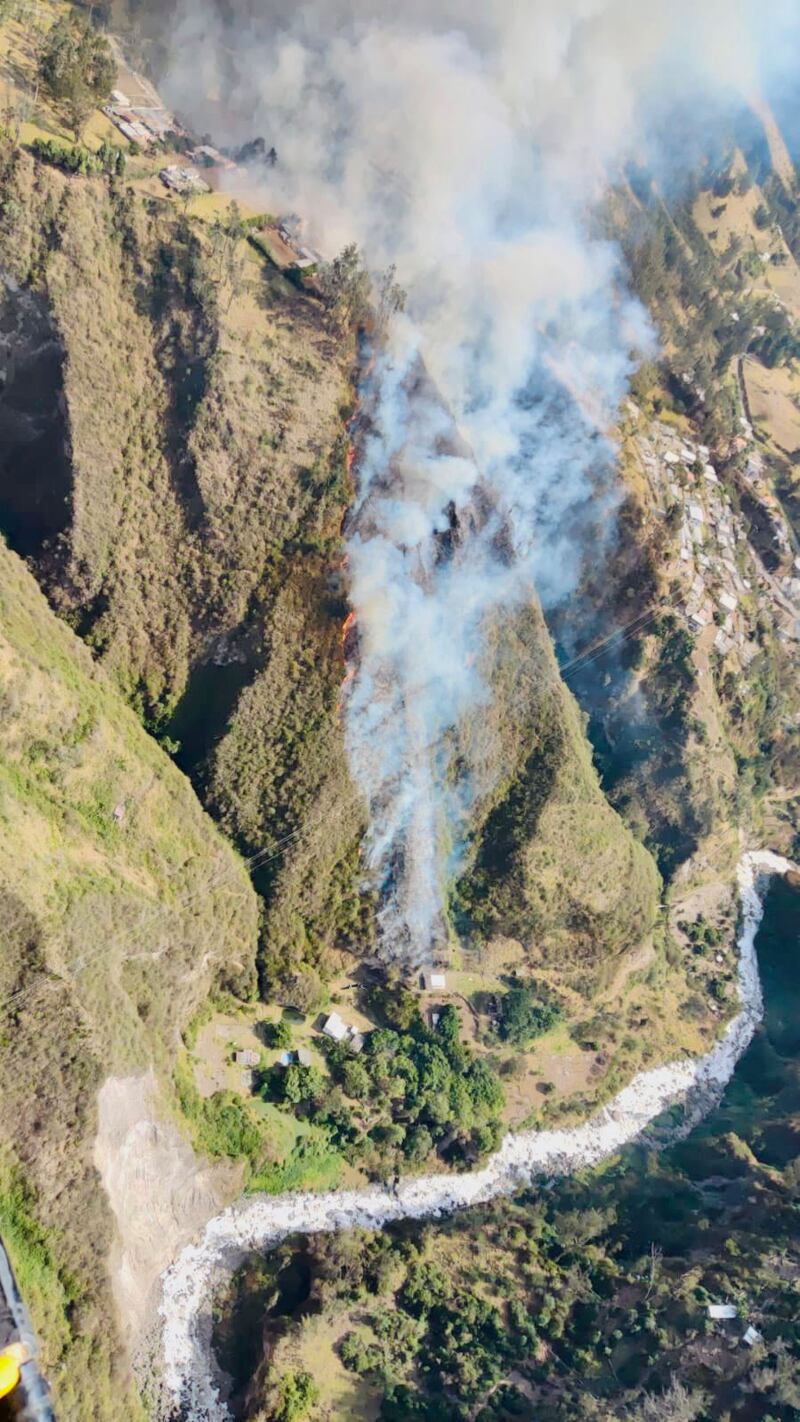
left=152, top=0, right=799, bottom=961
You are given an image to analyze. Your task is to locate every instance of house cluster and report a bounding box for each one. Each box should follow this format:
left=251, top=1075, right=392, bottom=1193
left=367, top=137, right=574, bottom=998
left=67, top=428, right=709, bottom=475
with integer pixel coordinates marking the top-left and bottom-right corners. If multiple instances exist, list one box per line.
left=159, top=165, right=211, bottom=197
left=190, top=144, right=237, bottom=173
left=276, top=1048, right=314, bottom=1068
left=322, top=1012, right=364, bottom=1054
left=103, top=88, right=181, bottom=147
left=707, top=1302, right=763, bottom=1347
left=234, top=1044, right=315, bottom=1083
left=630, top=409, right=800, bottom=667
left=255, top=215, right=324, bottom=275
left=421, top=970, right=448, bottom=1027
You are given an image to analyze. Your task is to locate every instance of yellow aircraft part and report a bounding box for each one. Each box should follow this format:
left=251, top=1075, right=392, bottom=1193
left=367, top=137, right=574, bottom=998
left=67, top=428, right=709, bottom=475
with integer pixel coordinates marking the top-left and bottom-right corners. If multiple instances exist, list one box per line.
left=0, top=1342, right=25, bottom=1397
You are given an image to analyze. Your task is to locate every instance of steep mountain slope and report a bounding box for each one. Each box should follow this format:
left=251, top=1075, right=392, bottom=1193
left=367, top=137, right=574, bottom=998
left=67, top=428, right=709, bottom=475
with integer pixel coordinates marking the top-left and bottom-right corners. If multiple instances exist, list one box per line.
left=5, top=16, right=797, bottom=1422
left=0, top=139, right=367, bottom=989
left=455, top=603, right=659, bottom=983
left=0, top=133, right=661, bottom=1006
left=546, top=140, right=800, bottom=906
left=0, top=534, right=259, bottom=1420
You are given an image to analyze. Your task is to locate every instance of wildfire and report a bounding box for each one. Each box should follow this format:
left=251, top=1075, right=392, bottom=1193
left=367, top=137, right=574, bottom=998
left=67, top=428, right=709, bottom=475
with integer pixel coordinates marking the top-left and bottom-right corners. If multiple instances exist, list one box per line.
left=346, top=443, right=356, bottom=474
left=340, top=610, right=357, bottom=696
left=342, top=610, right=357, bottom=645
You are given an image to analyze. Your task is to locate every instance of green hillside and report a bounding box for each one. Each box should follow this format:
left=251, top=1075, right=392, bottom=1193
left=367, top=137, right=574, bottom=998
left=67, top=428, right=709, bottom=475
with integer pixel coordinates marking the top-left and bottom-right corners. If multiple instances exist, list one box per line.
left=0, top=535, right=259, bottom=1419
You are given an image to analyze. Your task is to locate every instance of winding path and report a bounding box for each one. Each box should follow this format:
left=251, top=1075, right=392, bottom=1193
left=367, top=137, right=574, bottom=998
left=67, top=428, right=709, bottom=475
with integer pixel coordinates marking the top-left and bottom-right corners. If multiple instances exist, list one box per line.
left=157, top=851, right=794, bottom=1422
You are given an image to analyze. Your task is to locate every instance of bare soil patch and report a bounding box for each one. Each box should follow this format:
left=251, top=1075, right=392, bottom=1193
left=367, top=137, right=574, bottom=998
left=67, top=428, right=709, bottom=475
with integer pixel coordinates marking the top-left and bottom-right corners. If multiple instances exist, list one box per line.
left=94, top=1072, right=242, bottom=1348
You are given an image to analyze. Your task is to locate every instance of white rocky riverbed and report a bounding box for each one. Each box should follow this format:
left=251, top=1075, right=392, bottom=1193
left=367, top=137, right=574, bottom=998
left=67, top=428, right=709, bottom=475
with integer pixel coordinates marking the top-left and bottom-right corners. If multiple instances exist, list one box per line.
left=157, top=851, right=795, bottom=1422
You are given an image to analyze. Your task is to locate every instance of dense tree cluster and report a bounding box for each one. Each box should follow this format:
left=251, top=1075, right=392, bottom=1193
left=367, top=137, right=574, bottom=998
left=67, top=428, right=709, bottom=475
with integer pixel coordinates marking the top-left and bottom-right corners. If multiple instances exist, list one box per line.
left=319, top=243, right=406, bottom=334
left=498, top=982, right=562, bottom=1046
left=29, top=135, right=125, bottom=178
left=38, top=14, right=115, bottom=130
left=264, top=997, right=505, bottom=1174
left=217, top=878, right=800, bottom=1422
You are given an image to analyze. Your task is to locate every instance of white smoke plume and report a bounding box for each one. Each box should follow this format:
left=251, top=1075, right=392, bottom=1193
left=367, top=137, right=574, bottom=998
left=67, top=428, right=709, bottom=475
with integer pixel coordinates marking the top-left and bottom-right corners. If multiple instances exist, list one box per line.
left=154, top=0, right=799, bottom=962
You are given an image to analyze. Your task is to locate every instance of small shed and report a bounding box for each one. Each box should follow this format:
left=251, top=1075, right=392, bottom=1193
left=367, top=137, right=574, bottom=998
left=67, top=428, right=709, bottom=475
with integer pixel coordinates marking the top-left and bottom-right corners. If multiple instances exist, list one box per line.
left=348, top=1032, right=365, bottom=1055
left=277, top=1051, right=293, bottom=1068
left=234, top=1049, right=260, bottom=1068
left=322, top=1012, right=349, bottom=1043
left=708, top=1304, right=737, bottom=1320
left=296, top=1048, right=314, bottom=1067
left=742, top=1325, right=763, bottom=1347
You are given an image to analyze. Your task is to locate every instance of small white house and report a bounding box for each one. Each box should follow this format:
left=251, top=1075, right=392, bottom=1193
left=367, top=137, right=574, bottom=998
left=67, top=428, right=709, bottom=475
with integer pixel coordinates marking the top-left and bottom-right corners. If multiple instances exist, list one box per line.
left=322, top=1012, right=349, bottom=1043
left=421, top=971, right=447, bottom=991
left=708, top=1304, right=737, bottom=1320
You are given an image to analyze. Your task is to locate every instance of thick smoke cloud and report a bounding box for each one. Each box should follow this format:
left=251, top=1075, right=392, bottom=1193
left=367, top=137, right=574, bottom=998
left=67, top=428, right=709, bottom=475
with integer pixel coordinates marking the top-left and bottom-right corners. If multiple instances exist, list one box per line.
left=155, top=0, right=799, bottom=962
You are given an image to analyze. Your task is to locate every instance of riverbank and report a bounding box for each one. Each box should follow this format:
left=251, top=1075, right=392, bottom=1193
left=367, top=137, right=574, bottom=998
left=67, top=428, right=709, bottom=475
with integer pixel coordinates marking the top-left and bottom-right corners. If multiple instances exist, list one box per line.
left=155, top=851, right=794, bottom=1422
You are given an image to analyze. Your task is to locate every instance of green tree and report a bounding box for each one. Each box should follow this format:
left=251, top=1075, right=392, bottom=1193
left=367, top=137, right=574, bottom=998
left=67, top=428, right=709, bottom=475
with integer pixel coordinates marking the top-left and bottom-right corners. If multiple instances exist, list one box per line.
left=207, top=200, right=247, bottom=311
left=38, top=15, right=115, bottom=131
left=319, top=243, right=371, bottom=331
left=435, top=1004, right=467, bottom=1067
left=465, top=1059, right=504, bottom=1116
left=375, top=261, right=407, bottom=336
left=404, top=1124, right=433, bottom=1162
left=341, top=1058, right=371, bottom=1100
left=264, top=1020, right=293, bottom=1049
left=281, top=1064, right=325, bottom=1107
left=499, top=983, right=561, bottom=1045
left=266, top=1369, right=319, bottom=1422
left=399, top=1261, right=452, bottom=1318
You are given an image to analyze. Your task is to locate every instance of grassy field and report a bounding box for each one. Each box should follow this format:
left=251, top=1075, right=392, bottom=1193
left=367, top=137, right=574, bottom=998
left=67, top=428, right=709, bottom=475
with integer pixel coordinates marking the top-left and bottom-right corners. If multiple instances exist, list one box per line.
left=693, top=154, right=800, bottom=311
left=743, top=355, right=800, bottom=457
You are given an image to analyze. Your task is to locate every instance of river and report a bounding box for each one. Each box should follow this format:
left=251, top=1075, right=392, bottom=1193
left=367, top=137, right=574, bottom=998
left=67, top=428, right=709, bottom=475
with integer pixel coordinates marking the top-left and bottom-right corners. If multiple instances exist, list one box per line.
left=156, top=851, right=797, bottom=1422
